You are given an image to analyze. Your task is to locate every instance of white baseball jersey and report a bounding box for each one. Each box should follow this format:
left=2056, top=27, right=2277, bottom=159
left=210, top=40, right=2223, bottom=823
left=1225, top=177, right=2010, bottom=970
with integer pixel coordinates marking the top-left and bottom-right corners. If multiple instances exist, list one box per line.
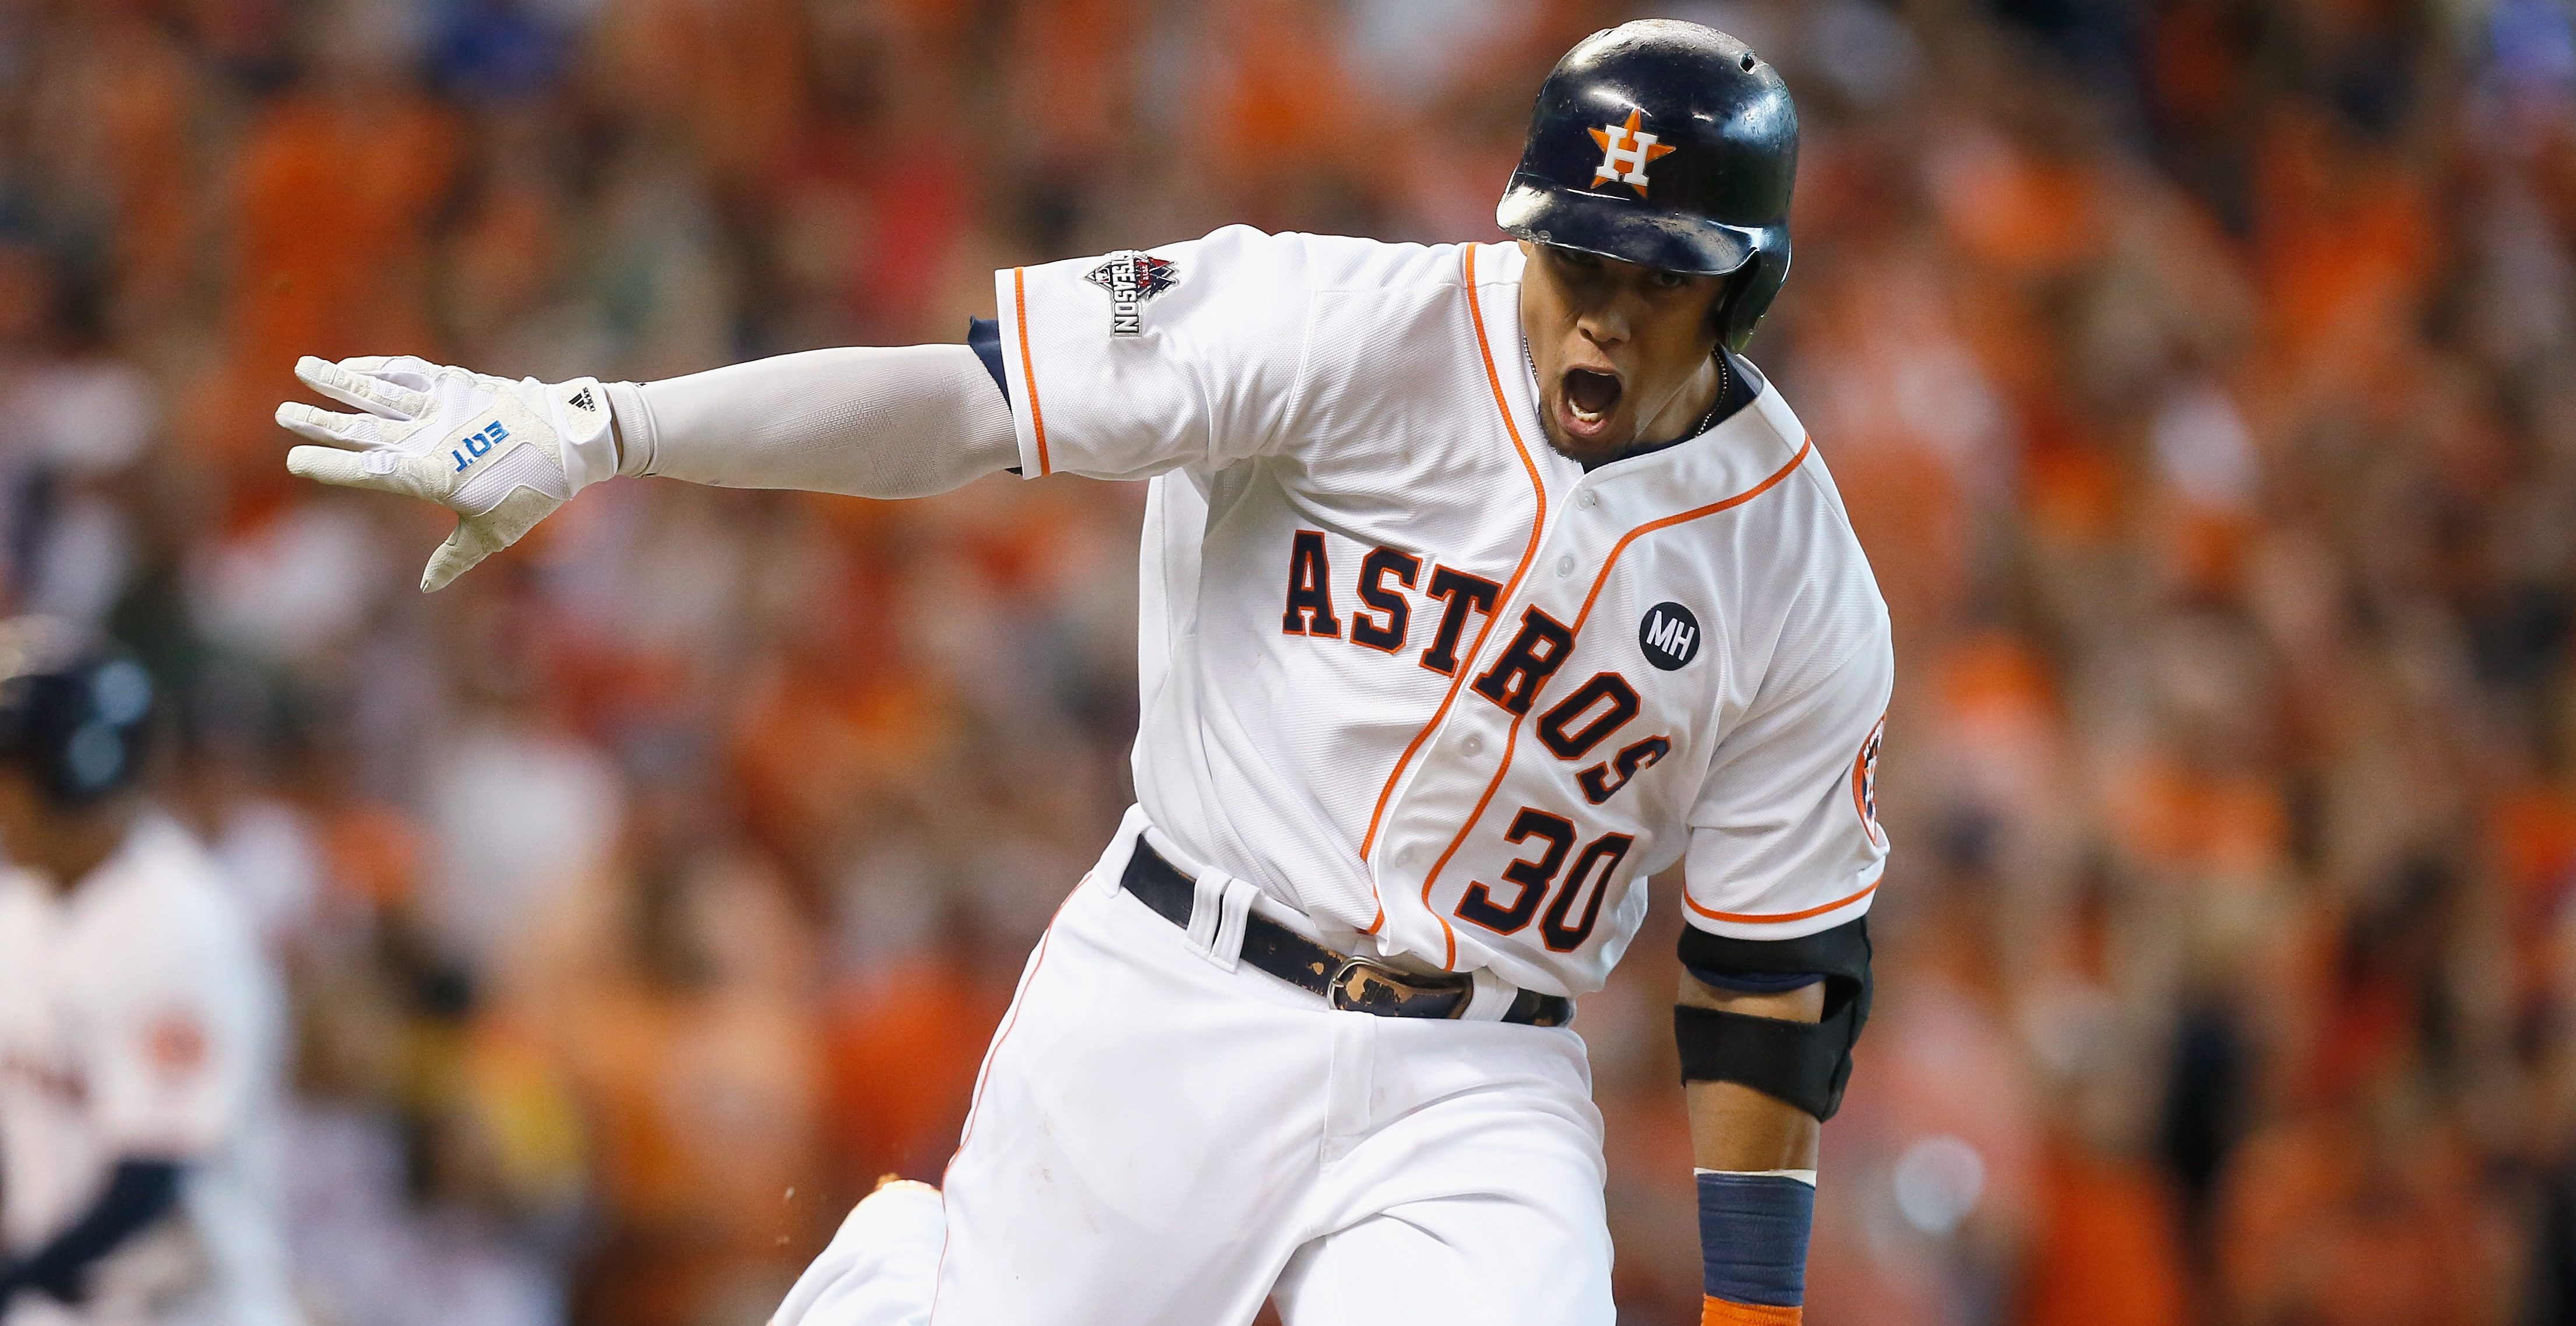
left=0, top=815, right=300, bottom=1326
left=993, top=228, right=1891, bottom=997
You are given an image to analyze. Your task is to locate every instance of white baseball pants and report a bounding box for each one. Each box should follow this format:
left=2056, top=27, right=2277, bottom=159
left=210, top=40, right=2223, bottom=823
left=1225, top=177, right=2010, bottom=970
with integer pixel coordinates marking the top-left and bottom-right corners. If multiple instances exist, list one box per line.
left=774, top=815, right=1616, bottom=1326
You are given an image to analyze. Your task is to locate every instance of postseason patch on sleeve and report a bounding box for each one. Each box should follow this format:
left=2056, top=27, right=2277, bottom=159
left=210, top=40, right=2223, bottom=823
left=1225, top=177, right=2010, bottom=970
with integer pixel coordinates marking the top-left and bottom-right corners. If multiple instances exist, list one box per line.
left=1083, top=252, right=1179, bottom=336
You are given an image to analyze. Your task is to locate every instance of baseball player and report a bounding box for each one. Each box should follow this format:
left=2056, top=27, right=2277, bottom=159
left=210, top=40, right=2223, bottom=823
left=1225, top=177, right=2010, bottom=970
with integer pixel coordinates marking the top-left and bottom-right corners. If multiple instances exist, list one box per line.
left=280, top=22, right=1887, bottom=1326
left=0, top=620, right=303, bottom=1326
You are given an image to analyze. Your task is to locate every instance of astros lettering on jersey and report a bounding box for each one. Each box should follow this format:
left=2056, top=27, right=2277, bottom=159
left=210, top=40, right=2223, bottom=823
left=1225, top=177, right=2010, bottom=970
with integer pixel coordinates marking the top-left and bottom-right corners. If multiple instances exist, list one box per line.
left=996, top=227, right=1891, bottom=998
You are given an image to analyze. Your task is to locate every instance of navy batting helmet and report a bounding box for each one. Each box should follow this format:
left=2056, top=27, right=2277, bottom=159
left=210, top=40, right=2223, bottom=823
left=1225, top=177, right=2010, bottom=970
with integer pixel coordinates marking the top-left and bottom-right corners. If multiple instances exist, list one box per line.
left=1497, top=20, right=1798, bottom=351
left=0, top=619, right=155, bottom=808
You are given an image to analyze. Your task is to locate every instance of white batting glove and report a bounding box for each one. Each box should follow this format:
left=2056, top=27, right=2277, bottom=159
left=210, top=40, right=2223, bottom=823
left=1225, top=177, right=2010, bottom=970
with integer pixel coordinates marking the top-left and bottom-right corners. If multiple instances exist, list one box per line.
left=277, top=355, right=621, bottom=592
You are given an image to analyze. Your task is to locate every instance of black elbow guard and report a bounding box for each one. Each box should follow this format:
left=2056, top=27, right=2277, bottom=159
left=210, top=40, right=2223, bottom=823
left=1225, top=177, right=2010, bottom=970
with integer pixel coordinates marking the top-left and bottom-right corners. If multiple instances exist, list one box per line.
left=1675, top=916, right=1873, bottom=1121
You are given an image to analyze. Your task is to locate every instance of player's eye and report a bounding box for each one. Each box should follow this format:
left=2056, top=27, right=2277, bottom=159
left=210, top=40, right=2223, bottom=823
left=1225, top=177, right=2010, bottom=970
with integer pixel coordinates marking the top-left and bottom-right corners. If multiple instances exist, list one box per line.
left=1648, top=271, right=1689, bottom=291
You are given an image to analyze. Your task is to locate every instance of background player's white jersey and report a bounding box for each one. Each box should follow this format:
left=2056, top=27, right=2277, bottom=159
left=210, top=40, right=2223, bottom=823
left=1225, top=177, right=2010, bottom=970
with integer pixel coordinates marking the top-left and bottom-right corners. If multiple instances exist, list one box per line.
left=0, top=816, right=300, bottom=1326
left=995, top=228, right=1892, bottom=996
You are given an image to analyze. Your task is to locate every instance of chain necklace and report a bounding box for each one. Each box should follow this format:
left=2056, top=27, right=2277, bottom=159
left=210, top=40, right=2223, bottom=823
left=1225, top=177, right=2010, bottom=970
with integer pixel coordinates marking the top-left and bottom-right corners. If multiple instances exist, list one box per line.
left=1690, top=352, right=1732, bottom=436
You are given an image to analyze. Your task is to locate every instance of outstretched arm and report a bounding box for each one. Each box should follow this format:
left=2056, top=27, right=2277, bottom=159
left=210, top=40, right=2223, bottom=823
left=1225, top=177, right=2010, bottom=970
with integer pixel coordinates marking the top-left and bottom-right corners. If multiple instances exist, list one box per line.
left=604, top=344, right=1015, bottom=496
left=277, top=343, right=1016, bottom=592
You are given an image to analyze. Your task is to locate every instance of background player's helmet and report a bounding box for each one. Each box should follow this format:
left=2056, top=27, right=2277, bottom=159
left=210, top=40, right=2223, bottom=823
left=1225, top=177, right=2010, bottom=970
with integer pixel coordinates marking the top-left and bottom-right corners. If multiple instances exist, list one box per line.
left=0, top=618, right=155, bottom=808
left=1497, top=20, right=1798, bottom=352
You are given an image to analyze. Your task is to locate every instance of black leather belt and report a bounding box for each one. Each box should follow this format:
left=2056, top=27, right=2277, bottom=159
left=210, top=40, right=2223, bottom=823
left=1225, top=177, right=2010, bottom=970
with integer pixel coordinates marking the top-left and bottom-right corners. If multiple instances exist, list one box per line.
left=1119, top=838, right=1573, bottom=1027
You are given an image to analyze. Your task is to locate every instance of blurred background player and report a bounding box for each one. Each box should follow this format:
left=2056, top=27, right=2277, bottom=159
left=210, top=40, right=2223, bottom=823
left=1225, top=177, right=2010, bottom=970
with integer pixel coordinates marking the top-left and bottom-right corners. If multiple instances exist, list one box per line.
left=0, top=620, right=302, bottom=1326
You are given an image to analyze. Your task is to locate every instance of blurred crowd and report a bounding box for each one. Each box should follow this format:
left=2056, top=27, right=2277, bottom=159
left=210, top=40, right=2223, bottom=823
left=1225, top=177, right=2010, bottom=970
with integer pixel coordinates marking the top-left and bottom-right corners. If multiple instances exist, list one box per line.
left=0, top=0, right=2571, bottom=1323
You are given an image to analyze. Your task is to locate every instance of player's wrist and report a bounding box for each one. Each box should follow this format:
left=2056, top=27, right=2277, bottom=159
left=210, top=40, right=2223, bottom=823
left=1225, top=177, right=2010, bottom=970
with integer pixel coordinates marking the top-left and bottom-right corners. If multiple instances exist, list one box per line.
left=602, top=379, right=657, bottom=478
left=536, top=375, right=618, bottom=494
left=1696, top=1168, right=1813, bottom=1325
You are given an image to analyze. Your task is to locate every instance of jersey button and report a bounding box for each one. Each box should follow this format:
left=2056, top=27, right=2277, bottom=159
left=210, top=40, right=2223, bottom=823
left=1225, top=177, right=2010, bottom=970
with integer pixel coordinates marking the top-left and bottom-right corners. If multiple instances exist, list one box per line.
left=1556, top=554, right=1576, bottom=577
left=1463, top=735, right=1484, bottom=755
left=1577, top=490, right=1598, bottom=509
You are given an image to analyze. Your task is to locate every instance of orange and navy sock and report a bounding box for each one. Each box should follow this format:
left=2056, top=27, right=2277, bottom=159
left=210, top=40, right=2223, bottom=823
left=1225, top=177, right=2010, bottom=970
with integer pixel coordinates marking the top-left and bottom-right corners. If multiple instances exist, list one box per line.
left=1696, top=1169, right=1813, bottom=1325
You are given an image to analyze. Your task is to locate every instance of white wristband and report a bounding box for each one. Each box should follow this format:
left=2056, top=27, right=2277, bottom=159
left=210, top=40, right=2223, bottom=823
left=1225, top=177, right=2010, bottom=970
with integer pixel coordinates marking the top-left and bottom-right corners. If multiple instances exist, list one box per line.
left=546, top=376, right=619, bottom=495
left=1694, top=1168, right=1817, bottom=1186
left=604, top=379, right=656, bottom=478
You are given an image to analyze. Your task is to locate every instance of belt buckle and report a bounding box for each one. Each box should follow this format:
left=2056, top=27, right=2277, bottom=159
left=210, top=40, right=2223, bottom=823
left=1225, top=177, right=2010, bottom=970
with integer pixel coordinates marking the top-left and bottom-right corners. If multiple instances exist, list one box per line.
left=1327, top=954, right=1464, bottom=1018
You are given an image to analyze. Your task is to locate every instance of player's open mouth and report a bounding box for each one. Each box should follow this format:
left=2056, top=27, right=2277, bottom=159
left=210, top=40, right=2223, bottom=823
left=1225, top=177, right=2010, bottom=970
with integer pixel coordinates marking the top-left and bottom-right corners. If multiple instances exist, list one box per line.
left=1562, top=369, right=1622, bottom=435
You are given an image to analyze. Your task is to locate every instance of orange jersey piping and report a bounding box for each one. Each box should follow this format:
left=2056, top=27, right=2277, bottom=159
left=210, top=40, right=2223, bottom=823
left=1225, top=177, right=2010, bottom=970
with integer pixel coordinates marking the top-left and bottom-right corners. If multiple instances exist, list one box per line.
left=1418, top=435, right=1816, bottom=967
left=1686, top=874, right=1879, bottom=925
left=1013, top=267, right=1052, bottom=477
left=1356, top=243, right=1548, bottom=937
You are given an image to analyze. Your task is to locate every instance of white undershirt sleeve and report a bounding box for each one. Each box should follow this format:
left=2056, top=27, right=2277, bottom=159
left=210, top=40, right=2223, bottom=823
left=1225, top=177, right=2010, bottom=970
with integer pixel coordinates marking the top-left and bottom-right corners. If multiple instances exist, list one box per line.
left=602, top=344, right=1019, bottom=498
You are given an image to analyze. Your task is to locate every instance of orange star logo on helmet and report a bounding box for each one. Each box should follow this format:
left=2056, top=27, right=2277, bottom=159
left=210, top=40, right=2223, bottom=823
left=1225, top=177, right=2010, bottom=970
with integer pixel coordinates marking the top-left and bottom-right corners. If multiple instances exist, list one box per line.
left=1588, top=110, right=1677, bottom=196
